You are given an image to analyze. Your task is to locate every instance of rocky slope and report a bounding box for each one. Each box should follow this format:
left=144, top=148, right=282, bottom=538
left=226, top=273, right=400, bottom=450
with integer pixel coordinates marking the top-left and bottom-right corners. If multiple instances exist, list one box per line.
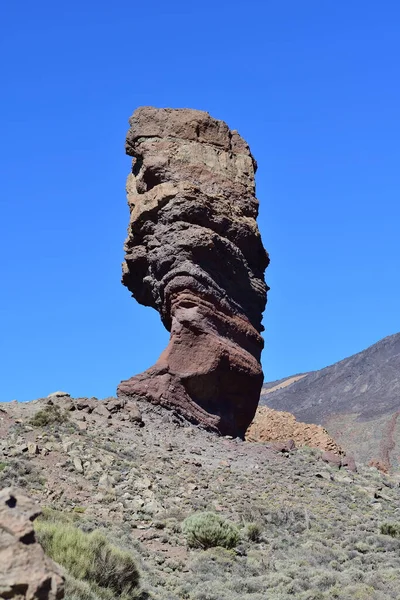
left=260, top=332, right=400, bottom=470
left=118, top=107, right=269, bottom=437
left=246, top=406, right=344, bottom=455
left=1, top=394, right=400, bottom=599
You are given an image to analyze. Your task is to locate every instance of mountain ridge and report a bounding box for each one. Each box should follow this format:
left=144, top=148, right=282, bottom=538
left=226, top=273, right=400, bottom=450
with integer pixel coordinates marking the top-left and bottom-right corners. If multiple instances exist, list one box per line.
left=260, top=332, right=400, bottom=470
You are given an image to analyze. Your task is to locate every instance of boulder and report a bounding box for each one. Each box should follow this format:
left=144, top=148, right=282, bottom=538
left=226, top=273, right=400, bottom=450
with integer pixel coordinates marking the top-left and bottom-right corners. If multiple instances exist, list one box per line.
left=0, top=487, right=64, bottom=600
left=321, top=451, right=342, bottom=468
left=270, top=439, right=297, bottom=453
left=341, top=454, right=357, bottom=473
left=118, top=107, right=269, bottom=437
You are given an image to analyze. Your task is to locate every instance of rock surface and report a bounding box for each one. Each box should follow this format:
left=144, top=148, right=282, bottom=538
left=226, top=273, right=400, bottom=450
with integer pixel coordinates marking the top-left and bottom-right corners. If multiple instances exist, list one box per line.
left=246, top=406, right=344, bottom=455
left=260, top=332, right=400, bottom=470
left=118, top=107, right=269, bottom=436
left=0, top=487, right=64, bottom=600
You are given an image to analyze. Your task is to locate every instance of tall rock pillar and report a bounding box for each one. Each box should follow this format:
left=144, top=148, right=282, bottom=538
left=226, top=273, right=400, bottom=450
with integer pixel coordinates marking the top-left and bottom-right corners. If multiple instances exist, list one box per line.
left=117, top=107, right=269, bottom=437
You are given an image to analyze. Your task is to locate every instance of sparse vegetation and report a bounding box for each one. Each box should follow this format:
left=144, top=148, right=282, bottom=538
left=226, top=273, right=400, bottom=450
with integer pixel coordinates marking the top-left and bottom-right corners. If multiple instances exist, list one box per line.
left=29, top=404, right=69, bottom=427
left=182, top=511, right=240, bottom=550
left=380, top=522, right=400, bottom=537
left=244, top=522, right=262, bottom=542
left=35, top=520, right=142, bottom=599
left=2, top=398, right=400, bottom=599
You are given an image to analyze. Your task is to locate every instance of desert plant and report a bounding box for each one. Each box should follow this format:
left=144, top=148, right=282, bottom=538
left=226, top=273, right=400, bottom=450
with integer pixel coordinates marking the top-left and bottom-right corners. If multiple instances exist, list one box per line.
left=245, top=522, right=262, bottom=542
left=35, top=521, right=140, bottom=596
left=380, top=522, right=400, bottom=538
left=29, top=405, right=68, bottom=427
left=64, top=575, right=100, bottom=600
left=182, top=511, right=240, bottom=550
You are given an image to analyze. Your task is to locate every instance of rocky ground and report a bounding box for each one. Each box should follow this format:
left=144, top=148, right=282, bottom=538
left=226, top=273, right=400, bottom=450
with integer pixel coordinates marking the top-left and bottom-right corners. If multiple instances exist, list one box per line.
left=1, top=393, right=400, bottom=600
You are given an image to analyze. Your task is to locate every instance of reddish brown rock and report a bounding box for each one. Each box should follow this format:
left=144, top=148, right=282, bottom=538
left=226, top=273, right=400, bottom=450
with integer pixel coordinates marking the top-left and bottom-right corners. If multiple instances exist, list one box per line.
left=321, top=451, right=342, bottom=467
left=0, top=487, right=64, bottom=600
left=368, top=459, right=389, bottom=474
left=269, top=439, right=297, bottom=453
left=246, top=406, right=344, bottom=454
left=341, top=454, right=357, bottom=473
left=117, top=107, right=269, bottom=436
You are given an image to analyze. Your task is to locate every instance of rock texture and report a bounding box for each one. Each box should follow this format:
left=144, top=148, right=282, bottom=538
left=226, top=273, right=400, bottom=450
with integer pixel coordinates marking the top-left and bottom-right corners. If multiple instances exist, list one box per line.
left=118, top=107, right=269, bottom=436
left=246, top=406, right=344, bottom=455
left=0, top=487, right=64, bottom=600
left=260, top=332, right=400, bottom=470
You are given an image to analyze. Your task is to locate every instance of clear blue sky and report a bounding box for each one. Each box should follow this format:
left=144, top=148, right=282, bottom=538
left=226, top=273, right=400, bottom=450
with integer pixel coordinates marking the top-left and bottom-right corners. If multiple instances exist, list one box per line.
left=1, top=1, right=399, bottom=401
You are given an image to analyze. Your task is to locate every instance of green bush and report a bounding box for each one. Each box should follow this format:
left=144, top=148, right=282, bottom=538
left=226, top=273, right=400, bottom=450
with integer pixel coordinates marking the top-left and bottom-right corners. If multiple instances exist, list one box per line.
left=380, top=522, right=400, bottom=538
left=64, top=575, right=100, bottom=600
left=182, top=511, right=240, bottom=550
left=29, top=405, right=68, bottom=427
left=245, top=522, right=262, bottom=542
left=35, top=521, right=140, bottom=596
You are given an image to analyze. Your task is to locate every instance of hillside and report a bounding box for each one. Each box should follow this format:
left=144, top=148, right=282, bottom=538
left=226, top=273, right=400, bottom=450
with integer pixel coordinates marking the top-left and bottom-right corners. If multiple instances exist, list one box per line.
left=1, top=394, right=400, bottom=600
left=260, top=333, right=400, bottom=470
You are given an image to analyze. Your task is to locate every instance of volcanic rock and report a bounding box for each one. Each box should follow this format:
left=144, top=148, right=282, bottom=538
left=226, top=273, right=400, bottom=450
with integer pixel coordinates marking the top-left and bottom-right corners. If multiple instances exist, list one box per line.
left=0, top=487, right=64, bottom=600
left=321, top=451, right=342, bottom=467
left=118, top=107, right=269, bottom=436
left=246, top=406, right=344, bottom=455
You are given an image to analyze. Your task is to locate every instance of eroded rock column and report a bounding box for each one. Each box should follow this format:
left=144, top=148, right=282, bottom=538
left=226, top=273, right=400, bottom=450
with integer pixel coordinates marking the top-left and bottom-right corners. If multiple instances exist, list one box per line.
left=117, top=107, right=269, bottom=437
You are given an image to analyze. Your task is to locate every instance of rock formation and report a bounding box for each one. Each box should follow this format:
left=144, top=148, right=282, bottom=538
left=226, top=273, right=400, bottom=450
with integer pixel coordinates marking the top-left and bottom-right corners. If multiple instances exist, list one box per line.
left=246, top=406, right=344, bottom=455
left=117, top=107, right=269, bottom=436
left=0, top=487, right=64, bottom=600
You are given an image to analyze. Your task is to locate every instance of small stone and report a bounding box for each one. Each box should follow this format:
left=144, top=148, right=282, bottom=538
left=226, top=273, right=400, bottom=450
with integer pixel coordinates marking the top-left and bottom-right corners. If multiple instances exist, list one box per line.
left=48, top=391, right=70, bottom=398
left=73, top=457, right=84, bottom=473
left=93, top=404, right=111, bottom=418
left=98, top=473, right=114, bottom=490
left=63, top=440, right=74, bottom=453
left=28, top=443, right=39, bottom=455
left=315, top=471, right=333, bottom=481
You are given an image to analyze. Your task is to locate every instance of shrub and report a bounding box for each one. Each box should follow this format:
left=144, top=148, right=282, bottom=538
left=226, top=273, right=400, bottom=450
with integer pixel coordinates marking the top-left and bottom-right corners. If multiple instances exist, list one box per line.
left=64, top=575, right=100, bottom=600
left=245, top=522, right=262, bottom=542
left=35, top=521, right=140, bottom=596
left=380, top=522, right=400, bottom=538
left=182, top=511, right=240, bottom=550
left=29, top=405, right=68, bottom=427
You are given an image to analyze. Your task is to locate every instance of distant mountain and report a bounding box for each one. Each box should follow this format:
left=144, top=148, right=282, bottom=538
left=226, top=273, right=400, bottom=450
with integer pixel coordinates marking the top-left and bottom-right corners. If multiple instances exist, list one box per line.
left=260, top=333, right=400, bottom=470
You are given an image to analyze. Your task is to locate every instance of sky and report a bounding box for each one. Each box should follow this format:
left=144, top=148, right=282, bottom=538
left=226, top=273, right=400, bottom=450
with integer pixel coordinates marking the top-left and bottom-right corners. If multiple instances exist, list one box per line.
left=1, top=1, right=399, bottom=401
